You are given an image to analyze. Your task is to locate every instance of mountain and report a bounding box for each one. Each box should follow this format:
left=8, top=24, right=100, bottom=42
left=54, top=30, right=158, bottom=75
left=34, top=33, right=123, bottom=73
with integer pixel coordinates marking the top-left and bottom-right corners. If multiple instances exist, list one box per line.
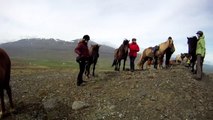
left=1, top=38, right=213, bottom=72
left=0, top=38, right=115, bottom=61
left=204, top=64, right=213, bottom=73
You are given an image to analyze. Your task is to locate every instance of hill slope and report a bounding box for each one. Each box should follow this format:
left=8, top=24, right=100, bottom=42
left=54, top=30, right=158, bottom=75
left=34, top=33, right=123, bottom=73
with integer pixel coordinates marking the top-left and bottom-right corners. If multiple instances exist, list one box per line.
left=0, top=38, right=115, bottom=61
left=6, top=64, right=213, bottom=119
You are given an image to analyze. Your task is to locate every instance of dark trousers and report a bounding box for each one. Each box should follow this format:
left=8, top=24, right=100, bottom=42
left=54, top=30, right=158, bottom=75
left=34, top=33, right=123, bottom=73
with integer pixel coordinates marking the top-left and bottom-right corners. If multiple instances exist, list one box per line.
left=165, top=50, right=173, bottom=68
left=77, top=60, right=86, bottom=85
left=196, top=54, right=204, bottom=79
left=130, top=56, right=136, bottom=71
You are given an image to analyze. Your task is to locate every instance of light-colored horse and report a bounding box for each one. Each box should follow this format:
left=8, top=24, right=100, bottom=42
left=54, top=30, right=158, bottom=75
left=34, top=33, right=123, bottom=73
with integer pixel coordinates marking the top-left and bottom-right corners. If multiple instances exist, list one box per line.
left=137, top=38, right=175, bottom=70
left=175, top=53, right=189, bottom=64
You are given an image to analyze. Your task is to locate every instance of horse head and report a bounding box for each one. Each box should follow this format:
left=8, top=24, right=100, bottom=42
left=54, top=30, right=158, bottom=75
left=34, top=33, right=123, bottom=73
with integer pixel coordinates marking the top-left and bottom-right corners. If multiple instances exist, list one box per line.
left=90, top=44, right=101, bottom=57
left=168, top=39, right=175, bottom=52
left=123, top=39, right=130, bottom=45
left=123, top=39, right=129, bottom=53
left=91, top=44, right=101, bottom=51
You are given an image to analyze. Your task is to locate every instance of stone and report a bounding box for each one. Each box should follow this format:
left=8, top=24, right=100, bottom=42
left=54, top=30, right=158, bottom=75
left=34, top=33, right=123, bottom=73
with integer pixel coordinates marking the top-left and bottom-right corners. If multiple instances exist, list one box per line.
left=72, top=101, right=89, bottom=110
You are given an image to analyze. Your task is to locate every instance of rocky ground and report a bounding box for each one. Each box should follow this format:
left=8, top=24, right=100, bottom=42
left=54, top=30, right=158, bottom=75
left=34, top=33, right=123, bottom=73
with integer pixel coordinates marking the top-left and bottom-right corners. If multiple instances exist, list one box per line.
left=2, top=64, right=213, bottom=120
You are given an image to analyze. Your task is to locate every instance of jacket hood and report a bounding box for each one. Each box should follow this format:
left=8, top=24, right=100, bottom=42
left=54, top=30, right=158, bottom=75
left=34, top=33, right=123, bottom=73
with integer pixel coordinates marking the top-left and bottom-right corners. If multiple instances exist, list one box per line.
left=199, top=35, right=205, bottom=39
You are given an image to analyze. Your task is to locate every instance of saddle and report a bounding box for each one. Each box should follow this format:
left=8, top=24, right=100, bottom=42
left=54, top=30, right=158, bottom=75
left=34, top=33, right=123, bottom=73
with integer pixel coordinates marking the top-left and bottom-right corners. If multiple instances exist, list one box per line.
left=152, top=45, right=159, bottom=54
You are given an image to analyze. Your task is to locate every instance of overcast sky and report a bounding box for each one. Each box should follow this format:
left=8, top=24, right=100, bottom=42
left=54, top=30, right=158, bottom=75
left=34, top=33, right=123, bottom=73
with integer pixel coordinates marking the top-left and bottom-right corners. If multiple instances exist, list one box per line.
left=0, top=0, right=213, bottom=64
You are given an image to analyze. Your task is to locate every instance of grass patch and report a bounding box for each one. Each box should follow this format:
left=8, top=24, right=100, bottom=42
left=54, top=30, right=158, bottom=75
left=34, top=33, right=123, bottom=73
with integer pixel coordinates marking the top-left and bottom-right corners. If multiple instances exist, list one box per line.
left=11, top=58, right=78, bottom=69
left=11, top=58, right=117, bottom=70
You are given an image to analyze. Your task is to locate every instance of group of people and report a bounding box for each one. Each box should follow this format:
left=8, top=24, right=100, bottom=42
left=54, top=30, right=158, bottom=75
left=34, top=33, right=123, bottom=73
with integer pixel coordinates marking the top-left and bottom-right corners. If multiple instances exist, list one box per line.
left=74, top=31, right=206, bottom=86
left=74, top=35, right=140, bottom=86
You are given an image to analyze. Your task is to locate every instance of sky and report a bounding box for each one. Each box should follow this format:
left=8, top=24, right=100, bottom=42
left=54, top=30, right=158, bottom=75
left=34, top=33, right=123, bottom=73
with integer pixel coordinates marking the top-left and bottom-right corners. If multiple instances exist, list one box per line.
left=0, top=0, right=213, bottom=64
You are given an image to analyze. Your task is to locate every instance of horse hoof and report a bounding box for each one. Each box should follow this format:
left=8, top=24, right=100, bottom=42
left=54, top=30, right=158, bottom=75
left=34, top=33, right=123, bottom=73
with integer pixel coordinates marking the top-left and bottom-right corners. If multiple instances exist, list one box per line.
left=0, top=111, right=6, bottom=119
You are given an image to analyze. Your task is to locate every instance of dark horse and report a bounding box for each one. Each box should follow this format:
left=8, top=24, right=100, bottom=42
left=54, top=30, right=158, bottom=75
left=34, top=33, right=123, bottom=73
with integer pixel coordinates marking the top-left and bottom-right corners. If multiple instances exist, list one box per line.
left=112, top=39, right=129, bottom=71
left=0, top=48, right=14, bottom=117
left=85, top=44, right=100, bottom=77
left=187, top=36, right=198, bottom=73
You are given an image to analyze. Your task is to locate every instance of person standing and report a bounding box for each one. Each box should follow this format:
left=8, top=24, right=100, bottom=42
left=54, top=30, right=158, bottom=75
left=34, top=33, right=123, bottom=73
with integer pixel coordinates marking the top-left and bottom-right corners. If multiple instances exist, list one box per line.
left=195, top=31, right=206, bottom=80
left=74, top=35, right=90, bottom=86
left=129, top=38, right=140, bottom=72
left=165, top=36, right=175, bottom=68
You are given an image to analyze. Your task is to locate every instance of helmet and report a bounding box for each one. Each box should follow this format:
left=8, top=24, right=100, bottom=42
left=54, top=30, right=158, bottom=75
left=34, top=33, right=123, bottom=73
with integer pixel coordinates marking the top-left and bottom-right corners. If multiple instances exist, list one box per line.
left=132, top=38, right=136, bottom=41
left=168, top=36, right=172, bottom=39
left=196, top=31, right=203, bottom=36
left=83, top=35, right=90, bottom=41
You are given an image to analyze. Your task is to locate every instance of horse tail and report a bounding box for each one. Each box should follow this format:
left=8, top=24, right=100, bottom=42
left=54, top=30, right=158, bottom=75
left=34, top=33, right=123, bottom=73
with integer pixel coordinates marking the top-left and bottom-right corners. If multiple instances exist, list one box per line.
left=112, top=59, right=117, bottom=67
left=137, top=55, right=144, bottom=69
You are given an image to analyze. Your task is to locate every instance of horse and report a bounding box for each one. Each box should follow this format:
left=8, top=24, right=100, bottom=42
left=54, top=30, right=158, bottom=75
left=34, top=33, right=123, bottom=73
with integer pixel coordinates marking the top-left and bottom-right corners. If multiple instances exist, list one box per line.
left=85, top=44, right=100, bottom=77
left=187, top=36, right=198, bottom=73
left=175, top=53, right=190, bottom=64
left=137, top=38, right=175, bottom=70
left=112, top=39, right=129, bottom=71
left=0, top=48, right=14, bottom=118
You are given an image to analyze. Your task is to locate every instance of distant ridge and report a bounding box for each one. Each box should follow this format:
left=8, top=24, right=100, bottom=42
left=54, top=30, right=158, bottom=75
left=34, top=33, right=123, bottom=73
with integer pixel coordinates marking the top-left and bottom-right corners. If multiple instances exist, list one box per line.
left=1, top=38, right=212, bottom=73
left=0, top=38, right=115, bottom=61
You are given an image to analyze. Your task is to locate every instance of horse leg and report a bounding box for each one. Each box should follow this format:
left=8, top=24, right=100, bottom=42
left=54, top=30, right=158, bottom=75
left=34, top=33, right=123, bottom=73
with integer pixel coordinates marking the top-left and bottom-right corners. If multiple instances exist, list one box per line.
left=92, top=61, right=97, bottom=76
left=160, top=57, right=164, bottom=69
left=157, top=57, right=163, bottom=69
left=6, top=85, right=14, bottom=111
left=114, top=61, right=117, bottom=71
left=191, top=55, right=196, bottom=73
left=145, top=58, right=149, bottom=69
left=139, top=57, right=147, bottom=70
left=85, top=63, right=91, bottom=78
left=118, top=60, right=121, bottom=71
left=113, top=59, right=118, bottom=71
left=123, top=59, right=126, bottom=71
left=141, top=58, right=147, bottom=70
left=154, top=57, right=158, bottom=69
left=0, top=88, right=5, bottom=117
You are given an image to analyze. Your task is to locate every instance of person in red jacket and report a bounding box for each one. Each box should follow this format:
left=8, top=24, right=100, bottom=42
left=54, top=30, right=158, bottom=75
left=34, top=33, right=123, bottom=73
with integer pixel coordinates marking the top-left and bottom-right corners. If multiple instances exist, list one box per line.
left=75, top=35, right=90, bottom=86
left=129, top=38, right=140, bottom=72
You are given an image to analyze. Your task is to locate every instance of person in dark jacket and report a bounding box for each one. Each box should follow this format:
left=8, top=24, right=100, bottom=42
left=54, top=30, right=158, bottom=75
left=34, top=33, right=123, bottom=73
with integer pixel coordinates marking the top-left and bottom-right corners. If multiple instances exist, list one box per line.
left=129, top=38, right=140, bottom=72
left=74, top=35, right=90, bottom=86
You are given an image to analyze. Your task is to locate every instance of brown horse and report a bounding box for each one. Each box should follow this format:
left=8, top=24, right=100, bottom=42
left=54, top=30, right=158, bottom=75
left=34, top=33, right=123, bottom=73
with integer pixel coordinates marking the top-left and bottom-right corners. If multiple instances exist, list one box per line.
left=137, top=38, right=175, bottom=70
left=85, top=44, right=100, bottom=77
left=0, top=48, right=14, bottom=117
left=112, top=39, right=129, bottom=71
